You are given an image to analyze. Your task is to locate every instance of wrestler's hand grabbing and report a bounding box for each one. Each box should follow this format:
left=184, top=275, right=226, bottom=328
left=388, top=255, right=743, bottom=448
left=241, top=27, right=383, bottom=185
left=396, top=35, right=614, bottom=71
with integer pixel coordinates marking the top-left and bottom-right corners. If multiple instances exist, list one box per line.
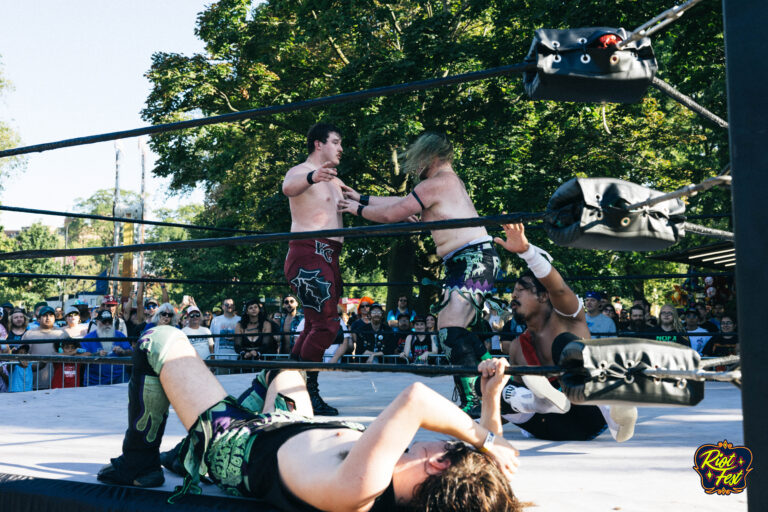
left=494, top=222, right=530, bottom=254
left=337, top=198, right=361, bottom=215
left=311, top=161, right=338, bottom=182
left=340, top=184, right=360, bottom=201
left=479, top=357, right=509, bottom=401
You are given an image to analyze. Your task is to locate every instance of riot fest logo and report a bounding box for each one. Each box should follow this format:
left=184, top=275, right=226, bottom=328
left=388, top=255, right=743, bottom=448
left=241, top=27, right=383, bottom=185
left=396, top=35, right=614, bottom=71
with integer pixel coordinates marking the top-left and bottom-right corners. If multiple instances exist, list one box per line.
left=693, top=440, right=753, bottom=495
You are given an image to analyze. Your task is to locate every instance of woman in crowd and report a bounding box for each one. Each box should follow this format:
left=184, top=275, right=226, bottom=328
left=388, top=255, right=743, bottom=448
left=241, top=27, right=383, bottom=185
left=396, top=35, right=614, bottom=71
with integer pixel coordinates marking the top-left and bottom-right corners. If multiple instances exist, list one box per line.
left=235, top=299, right=275, bottom=359
left=401, top=315, right=439, bottom=364
left=702, top=313, right=739, bottom=356
left=152, top=303, right=179, bottom=329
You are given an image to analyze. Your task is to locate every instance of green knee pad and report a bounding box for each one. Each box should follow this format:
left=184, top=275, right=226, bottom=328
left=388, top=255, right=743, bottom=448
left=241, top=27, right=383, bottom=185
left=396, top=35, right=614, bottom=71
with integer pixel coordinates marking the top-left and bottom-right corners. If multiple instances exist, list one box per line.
left=135, top=375, right=170, bottom=444
left=237, top=370, right=295, bottom=414
left=139, top=325, right=196, bottom=376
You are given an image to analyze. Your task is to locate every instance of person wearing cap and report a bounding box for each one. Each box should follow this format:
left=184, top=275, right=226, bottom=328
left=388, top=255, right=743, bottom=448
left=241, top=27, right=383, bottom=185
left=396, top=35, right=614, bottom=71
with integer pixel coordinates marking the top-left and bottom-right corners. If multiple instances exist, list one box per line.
left=583, top=291, right=616, bottom=339
left=62, top=305, right=88, bottom=338
left=81, top=309, right=132, bottom=386
left=27, top=301, right=50, bottom=330
left=22, top=306, right=70, bottom=389
left=684, top=306, right=713, bottom=355
left=182, top=305, right=214, bottom=361
left=88, top=295, right=128, bottom=336
left=357, top=303, right=394, bottom=364
left=124, top=281, right=166, bottom=339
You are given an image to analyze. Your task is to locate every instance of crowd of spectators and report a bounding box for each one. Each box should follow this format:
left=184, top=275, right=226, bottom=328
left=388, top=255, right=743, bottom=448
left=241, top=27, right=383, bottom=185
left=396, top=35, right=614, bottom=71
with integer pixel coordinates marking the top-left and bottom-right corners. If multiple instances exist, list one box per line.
left=0, top=282, right=739, bottom=393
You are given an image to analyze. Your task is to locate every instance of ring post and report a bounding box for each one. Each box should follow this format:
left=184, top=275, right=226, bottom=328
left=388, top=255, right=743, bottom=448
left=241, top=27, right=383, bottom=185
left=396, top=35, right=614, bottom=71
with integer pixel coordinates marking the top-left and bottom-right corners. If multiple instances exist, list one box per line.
left=723, top=0, right=768, bottom=508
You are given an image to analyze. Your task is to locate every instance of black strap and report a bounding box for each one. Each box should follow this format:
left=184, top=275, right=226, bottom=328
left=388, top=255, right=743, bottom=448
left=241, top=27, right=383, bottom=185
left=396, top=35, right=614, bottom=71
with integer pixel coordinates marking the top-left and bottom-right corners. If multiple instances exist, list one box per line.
left=411, top=190, right=425, bottom=210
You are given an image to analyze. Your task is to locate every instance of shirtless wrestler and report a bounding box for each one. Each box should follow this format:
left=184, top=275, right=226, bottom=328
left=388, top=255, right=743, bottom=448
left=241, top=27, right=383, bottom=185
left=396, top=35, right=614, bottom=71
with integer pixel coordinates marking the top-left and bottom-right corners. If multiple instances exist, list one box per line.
left=493, top=222, right=637, bottom=442
left=338, top=132, right=498, bottom=415
left=98, top=326, right=521, bottom=511
left=281, top=122, right=347, bottom=415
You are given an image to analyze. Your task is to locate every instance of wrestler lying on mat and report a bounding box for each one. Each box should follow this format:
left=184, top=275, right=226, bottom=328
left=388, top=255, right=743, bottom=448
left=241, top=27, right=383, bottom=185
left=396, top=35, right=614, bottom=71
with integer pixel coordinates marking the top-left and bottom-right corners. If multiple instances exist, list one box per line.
left=97, top=326, right=521, bottom=511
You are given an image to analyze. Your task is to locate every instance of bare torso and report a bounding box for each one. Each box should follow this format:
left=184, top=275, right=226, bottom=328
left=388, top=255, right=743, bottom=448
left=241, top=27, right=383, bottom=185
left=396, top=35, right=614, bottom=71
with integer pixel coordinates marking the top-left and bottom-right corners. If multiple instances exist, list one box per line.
left=286, top=162, right=346, bottom=243
left=420, top=170, right=488, bottom=258
left=278, top=427, right=367, bottom=511
left=510, top=311, right=590, bottom=369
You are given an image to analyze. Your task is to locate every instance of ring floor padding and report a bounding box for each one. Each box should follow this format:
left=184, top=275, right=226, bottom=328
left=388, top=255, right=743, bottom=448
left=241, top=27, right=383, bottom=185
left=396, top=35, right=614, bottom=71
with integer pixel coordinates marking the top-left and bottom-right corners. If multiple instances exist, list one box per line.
left=0, top=371, right=748, bottom=511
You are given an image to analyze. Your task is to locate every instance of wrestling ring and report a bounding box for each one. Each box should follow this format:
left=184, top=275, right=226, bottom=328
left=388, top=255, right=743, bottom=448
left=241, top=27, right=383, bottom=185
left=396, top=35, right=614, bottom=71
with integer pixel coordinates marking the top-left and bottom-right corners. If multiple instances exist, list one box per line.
left=0, top=0, right=765, bottom=510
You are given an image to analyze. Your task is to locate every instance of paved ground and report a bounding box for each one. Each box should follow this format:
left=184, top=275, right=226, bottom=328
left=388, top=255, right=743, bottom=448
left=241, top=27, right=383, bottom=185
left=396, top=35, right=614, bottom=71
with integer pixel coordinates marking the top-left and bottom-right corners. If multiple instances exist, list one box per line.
left=0, top=371, right=748, bottom=511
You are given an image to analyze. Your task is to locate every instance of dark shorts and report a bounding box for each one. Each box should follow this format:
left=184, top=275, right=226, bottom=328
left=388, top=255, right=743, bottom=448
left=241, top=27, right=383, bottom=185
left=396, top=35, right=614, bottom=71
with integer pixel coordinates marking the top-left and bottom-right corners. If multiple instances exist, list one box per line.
left=516, top=405, right=607, bottom=441
left=174, top=371, right=364, bottom=500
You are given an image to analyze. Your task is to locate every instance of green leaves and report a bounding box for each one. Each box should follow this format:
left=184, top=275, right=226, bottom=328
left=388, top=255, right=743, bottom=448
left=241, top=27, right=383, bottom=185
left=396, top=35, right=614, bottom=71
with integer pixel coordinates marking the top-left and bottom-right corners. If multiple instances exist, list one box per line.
left=139, top=0, right=729, bottom=308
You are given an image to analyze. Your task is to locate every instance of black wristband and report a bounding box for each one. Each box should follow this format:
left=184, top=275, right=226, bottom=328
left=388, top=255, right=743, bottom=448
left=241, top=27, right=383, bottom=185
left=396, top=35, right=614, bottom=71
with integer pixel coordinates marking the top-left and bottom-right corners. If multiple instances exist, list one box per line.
left=306, top=170, right=315, bottom=185
left=357, top=204, right=365, bottom=217
left=359, top=194, right=370, bottom=206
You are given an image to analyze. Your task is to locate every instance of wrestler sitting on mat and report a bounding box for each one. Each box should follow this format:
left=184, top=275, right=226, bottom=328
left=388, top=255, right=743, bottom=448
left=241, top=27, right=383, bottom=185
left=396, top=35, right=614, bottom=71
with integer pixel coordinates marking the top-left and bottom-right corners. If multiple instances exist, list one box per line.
left=97, top=326, right=521, bottom=511
left=338, top=132, right=499, bottom=417
left=492, top=222, right=637, bottom=442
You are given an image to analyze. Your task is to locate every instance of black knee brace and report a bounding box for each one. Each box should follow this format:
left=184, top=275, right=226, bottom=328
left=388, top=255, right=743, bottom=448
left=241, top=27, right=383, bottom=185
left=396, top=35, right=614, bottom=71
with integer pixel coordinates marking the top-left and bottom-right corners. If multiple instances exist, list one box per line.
left=439, top=327, right=489, bottom=366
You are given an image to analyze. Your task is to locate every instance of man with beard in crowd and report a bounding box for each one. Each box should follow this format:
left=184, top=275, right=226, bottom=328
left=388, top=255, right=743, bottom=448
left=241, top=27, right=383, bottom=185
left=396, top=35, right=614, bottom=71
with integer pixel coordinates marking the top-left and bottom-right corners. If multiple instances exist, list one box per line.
left=23, top=306, right=70, bottom=390
left=81, top=310, right=133, bottom=386
left=623, top=305, right=650, bottom=337
left=494, top=222, right=637, bottom=442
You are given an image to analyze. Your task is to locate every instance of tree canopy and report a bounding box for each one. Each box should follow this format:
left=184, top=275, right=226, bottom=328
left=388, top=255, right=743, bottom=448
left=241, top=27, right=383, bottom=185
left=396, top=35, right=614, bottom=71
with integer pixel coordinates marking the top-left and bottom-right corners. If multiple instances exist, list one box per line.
left=140, top=0, right=730, bottom=311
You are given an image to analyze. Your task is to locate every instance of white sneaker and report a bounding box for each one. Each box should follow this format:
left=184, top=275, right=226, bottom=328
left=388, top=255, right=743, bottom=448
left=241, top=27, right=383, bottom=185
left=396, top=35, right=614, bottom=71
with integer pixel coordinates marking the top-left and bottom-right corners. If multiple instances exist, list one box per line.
left=502, top=377, right=570, bottom=415
left=522, top=375, right=571, bottom=413
left=600, top=405, right=638, bottom=442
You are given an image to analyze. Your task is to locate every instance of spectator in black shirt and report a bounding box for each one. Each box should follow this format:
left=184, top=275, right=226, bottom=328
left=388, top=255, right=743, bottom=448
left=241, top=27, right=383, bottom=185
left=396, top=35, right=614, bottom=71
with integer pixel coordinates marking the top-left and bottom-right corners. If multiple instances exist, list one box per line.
left=649, top=304, right=690, bottom=347
left=702, top=314, right=738, bottom=356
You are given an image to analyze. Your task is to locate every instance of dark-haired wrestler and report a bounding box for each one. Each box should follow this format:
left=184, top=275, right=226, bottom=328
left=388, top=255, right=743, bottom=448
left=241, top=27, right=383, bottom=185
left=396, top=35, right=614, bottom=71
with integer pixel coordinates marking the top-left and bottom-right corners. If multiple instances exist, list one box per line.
left=338, top=132, right=498, bottom=416
left=493, top=222, right=637, bottom=442
left=281, top=122, right=347, bottom=415
left=97, top=326, right=521, bottom=511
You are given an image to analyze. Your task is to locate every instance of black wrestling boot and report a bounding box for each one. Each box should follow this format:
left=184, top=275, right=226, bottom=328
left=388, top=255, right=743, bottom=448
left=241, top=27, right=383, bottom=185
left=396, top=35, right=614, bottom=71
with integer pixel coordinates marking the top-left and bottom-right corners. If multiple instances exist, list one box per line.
left=440, top=327, right=488, bottom=418
left=97, top=349, right=169, bottom=488
left=454, top=375, right=482, bottom=419
left=307, top=371, right=339, bottom=416
left=159, top=442, right=185, bottom=476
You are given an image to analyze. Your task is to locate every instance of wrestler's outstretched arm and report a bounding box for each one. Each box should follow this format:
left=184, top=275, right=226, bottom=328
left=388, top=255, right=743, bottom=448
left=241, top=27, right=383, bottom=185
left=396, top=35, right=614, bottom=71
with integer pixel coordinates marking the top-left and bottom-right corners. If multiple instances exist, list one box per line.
left=335, top=361, right=516, bottom=510
left=495, top=222, right=582, bottom=317
left=340, top=184, right=403, bottom=207
left=338, top=181, right=433, bottom=223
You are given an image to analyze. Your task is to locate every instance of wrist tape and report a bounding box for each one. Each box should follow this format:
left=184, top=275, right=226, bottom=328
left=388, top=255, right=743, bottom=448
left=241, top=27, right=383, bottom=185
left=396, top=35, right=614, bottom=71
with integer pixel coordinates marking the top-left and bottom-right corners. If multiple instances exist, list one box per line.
left=517, top=243, right=553, bottom=279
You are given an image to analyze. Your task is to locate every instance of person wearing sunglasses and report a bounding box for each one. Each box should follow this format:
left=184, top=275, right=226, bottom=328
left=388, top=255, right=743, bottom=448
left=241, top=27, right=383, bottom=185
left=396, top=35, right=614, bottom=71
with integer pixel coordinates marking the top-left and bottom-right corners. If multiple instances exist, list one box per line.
left=80, top=309, right=132, bottom=386
left=182, top=305, right=214, bottom=361
left=152, top=303, right=179, bottom=328
left=278, top=294, right=303, bottom=354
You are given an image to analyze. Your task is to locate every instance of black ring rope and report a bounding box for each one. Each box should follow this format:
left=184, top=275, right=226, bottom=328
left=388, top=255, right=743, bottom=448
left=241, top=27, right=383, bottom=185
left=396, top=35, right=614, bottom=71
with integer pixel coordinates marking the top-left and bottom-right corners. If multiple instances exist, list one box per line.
left=9, top=330, right=739, bottom=344
left=0, top=353, right=559, bottom=377
left=0, top=205, right=263, bottom=236
left=0, top=354, right=739, bottom=382
left=0, top=62, right=534, bottom=159
left=0, top=212, right=548, bottom=261
left=652, top=76, right=729, bottom=129
left=0, top=209, right=734, bottom=261
left=682, top=222, right=734, bottom=241
left=0, top=270, right=733, bottom=286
